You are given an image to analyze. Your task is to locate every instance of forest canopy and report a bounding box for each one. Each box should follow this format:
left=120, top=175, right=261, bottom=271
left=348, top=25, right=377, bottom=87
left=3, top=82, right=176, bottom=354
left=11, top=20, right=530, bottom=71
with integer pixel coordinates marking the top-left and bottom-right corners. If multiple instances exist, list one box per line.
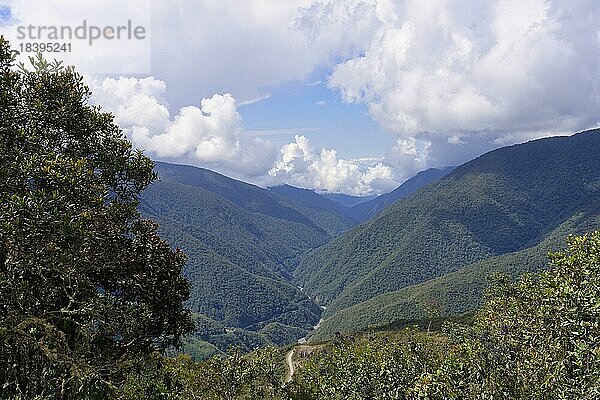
left=0, top=37, right=192, bottom=398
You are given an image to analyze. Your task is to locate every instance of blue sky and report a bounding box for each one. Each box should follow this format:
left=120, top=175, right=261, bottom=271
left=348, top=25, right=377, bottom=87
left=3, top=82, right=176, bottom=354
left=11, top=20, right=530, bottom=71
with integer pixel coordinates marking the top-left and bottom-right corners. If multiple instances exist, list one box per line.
left=0, top=5, right=12, bottom=25
left=239, top=73, right=394, bottom=160
left=3, top=0, right=600, bottom=194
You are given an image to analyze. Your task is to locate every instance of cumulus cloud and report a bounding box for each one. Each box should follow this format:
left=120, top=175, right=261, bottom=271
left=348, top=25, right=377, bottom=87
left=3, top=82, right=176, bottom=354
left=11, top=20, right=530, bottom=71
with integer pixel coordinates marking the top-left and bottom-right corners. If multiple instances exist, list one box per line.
left=58, top=0, right=600, bottom=194
left=150, top=0, right=386, bottom=108
left=293, top=0, right=388, bottom=55
left=269, top=135, right=398, bottom=194
left=5, top=0, right=384, bottom=104
left=384, top=136, right=431, bottom=179
left=140, top=0, right=600, bottom=191
left=318, top=0, right=600, bottom=157
left=90, top=77, right=276, bottom=178
left=89, top=76, right=399, bottom=194
left=331, top=1, right=600, bottom=132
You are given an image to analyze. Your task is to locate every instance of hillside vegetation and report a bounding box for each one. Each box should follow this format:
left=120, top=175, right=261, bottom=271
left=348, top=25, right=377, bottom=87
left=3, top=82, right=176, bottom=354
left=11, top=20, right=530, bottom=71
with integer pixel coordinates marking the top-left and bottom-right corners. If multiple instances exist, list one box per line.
left=296, top=130, right=600, bottom=323
left=268, top=184, right=358, bottom=236
left=348, top=166, right=455, bottom=222
left=311, top=205, right=600, bottom=340
left=140, top=162, right=356, bottom=352
left=139, top=160, right=460, bottom=352
left=122, top=232, right=600, bottom=399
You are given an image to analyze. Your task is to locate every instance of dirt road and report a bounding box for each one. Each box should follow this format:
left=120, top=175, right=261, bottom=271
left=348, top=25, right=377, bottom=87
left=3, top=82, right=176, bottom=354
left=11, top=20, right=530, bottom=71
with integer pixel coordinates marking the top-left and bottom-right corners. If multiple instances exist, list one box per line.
left=285, top=349, right=295, bottom=382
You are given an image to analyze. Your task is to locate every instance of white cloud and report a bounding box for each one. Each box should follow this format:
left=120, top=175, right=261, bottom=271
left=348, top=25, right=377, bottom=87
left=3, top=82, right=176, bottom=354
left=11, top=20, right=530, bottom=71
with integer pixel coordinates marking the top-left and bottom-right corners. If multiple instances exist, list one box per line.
left=447, top=135, right=465, bottom=145
left=269, top=135, right=398, bottom=194
left=90, top=76, right=276, bottom=178
left=315, top=100, right=326, bottom=106
left=150, top=0, right=386, bottom=109
left=5, top=0, right=383, bottom=105
left=238, top=93, right=272, bottom=107
left=383, top=136, right=431, bottom=180
left=92, top=77, right=170, bottom=134
left=361, top=162, right=396, bottom=192
left=50, top=0, right=600, bottom=194
left=133, top=0, right=600, bottom=191
left=321, top=0, right=600, bottom=154
left=1, top=0, right=151, bottom=74
left=90, top=77, right=396, bottom=194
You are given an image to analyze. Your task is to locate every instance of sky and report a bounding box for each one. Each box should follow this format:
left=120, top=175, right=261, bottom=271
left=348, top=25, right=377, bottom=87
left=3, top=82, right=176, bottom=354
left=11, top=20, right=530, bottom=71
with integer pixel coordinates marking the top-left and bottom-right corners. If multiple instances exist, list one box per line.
left=2, top=0, right=600, bottom=194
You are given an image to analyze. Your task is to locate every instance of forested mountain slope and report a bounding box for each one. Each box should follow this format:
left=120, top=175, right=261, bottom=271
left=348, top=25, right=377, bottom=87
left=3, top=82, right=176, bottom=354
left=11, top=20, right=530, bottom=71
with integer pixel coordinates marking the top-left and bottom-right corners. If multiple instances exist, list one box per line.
left=311, top=202, right=600, bottom=340
left=268, top=184, right=358, bottom=236
left=349, top=167, right=455, bottom=222
left=296, top=130, right=600, bottom=322
left=140, top=162, right=352, bottom=350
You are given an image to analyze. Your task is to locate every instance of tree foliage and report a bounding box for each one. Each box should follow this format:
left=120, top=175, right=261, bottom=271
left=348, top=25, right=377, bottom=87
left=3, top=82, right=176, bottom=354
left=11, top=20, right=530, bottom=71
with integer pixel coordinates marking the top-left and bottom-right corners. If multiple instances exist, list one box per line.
left=0, top=38, right=192, bottom=398
left=432, top=231, right=600, bottom=399
left=296, top=129, right=600, bottom=315
left=121, top=349, right=286, bottom=400
left=122, top=232, right=599, bottom=399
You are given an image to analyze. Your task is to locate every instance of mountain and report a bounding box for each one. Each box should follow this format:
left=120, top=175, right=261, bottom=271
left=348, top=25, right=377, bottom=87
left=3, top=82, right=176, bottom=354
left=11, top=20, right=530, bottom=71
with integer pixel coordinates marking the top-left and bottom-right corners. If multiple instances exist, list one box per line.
left=321, top=192, right=378, bottom=207
left=138, top=162, right=452, bottom=353
left=349, top=167, right=455, bottom=222
left=295, top=130, right=600, bottom=335
left=140, top=162, right=359, bottom=352
left=150, top=163, right=316, bottom=226
left=268, top=184, right=358, bottom=236
left=268, top=184, right=350, bottom=216
left=269, top=168, right=455, bottom=228
left=310, top=203, right=600, bottom=340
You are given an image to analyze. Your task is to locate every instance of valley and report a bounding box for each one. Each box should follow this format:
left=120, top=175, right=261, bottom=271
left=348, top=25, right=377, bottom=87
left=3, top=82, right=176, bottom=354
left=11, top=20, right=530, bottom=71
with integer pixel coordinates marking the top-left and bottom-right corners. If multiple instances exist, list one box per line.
left=140, top=129, right=600, bottom=356
left=138, top=161, right=452, bottom=356
left=3, top=3, right=600, bottom=396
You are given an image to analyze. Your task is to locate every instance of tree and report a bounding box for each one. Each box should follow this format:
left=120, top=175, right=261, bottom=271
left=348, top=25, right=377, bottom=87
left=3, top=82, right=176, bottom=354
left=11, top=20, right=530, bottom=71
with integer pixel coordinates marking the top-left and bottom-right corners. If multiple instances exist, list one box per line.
left=283, top=232, right=600, bottom=399
left=0, top=37, right=193, bottom=398
left=431, top=231, right=600, bottom=399
left=120, top=349, right=286, bottom=400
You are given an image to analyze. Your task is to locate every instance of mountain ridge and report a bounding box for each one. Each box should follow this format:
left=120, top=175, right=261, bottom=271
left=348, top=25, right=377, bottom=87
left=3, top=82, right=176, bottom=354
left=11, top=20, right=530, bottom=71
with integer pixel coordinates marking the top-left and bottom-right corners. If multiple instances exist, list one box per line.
left=348, top=166, right=456, bottom=222
left=140, top=162, right=341, bottom=351
left=295, top=129, right=600, bottom=322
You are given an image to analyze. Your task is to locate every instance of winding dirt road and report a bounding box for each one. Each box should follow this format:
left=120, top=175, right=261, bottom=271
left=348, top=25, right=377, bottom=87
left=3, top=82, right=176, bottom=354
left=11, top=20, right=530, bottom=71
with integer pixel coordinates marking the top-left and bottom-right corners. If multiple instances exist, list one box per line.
left=285, top=349, right=295, bottom=382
